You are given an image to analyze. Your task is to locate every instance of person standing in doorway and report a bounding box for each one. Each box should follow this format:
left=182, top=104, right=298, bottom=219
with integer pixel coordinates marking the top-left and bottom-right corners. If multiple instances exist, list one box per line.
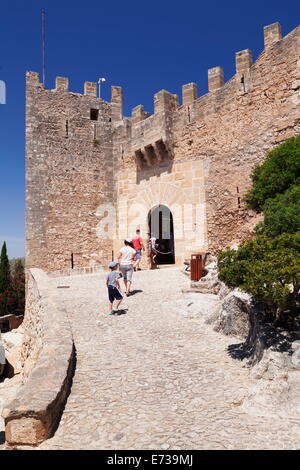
left=132, top=229, right=145, bottom=271
left=118, top=239, right=136, bottom=296
left=148, top=233, right=158, bottom=269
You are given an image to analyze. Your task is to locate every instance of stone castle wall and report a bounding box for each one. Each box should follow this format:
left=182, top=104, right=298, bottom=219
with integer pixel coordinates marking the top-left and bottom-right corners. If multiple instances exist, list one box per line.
left=26, top=22, right=300, bottom=271
left=115, top=23, right=300, bottom=263
left=26, top=74, right=122, bottom=271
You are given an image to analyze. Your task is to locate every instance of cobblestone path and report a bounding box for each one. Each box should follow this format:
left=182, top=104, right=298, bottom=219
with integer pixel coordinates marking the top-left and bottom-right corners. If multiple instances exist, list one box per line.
left=40, top=268, right=300, bottom=450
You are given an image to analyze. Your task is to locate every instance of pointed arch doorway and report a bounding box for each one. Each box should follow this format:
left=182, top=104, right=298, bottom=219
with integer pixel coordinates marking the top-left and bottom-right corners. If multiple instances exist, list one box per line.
left=148, top=204, right=175, bottom=265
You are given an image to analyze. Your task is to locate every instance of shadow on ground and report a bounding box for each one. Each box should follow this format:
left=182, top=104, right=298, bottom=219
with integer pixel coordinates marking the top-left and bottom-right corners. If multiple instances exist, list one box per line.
left=227, top=303, right=300, bottom=363
left=129, top=290, right=143, bottom=296
left=115, top=309, right=127, bottom=316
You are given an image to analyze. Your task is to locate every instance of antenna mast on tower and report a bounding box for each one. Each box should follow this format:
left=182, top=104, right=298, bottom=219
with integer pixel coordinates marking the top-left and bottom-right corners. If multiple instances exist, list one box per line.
left=41, top=8, right=46, bottom=85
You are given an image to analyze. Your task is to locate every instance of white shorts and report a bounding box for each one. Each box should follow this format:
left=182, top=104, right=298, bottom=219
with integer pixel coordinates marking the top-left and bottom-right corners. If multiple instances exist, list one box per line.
left=120, top=265, right=134, bottom=281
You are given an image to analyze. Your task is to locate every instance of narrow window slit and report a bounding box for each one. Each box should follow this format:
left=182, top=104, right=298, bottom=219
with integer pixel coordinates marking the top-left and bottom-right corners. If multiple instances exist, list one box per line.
left=236, top=187, right=241, bottom=208
left=187, top=106, right=191, bottom=123
left=240, top=75, right=246, bottom=92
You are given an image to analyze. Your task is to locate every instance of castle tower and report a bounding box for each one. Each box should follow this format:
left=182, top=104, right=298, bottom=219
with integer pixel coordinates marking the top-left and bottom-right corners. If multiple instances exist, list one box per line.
left=26, top=73, right=123, bottom=271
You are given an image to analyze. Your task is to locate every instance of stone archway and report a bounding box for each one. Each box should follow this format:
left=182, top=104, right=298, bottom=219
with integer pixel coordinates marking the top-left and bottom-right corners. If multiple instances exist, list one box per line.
left=148, top=204, right=175, bottom=265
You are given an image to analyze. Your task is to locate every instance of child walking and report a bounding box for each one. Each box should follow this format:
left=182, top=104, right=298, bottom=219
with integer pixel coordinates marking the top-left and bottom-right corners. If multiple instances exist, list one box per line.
left=106, top=262, right=123, bottom=315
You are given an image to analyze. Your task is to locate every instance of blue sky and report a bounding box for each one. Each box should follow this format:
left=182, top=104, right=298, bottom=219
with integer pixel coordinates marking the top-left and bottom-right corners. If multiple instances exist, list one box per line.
left=0, top=0, right=299, bottom=258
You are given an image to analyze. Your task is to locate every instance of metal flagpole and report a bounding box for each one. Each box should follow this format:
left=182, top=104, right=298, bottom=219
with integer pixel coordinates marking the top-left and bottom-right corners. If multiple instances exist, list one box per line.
left=41, top=9, right=45, bottom=86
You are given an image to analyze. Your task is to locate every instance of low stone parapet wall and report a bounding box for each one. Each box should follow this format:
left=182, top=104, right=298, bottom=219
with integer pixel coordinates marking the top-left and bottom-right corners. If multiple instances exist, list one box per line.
left=0, top=314, right=24, bottom=333
left=2, top=269, right=75, bottom=447
left=47, top=264, right=105, bottom=278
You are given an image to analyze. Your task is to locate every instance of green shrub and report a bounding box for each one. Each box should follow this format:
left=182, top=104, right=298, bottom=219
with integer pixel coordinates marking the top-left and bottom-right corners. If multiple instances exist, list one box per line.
left=255, top=185, right=300, bottom=237
left=245, top=135, right=300, bottom=211
left=220, top=136, right=300, bottom=321
left=218, top=234, right=300, bottom=314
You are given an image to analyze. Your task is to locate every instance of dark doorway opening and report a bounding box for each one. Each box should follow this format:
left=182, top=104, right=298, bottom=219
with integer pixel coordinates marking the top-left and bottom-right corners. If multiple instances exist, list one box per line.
left=148, top=205, right=175, bottom=265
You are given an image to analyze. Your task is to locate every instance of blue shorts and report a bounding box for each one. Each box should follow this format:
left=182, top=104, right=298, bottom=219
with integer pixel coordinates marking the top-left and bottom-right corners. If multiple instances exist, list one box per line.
left=136, top=249, right=142, bottom=260
left=108, top=285, right=123, bottom=303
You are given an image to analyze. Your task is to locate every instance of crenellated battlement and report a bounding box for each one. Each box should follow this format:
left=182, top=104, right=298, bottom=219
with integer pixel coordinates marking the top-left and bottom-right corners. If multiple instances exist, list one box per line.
left=208, top=67, right=224, bottom=92
left=264, top=22, right=282, bottom=49
left=26, top=71, right=124, bottom=121
left=26, top=20, right=300, bottom=168
left=25, top=21, right=299, bottom=126
left=129, top=22, right=298, bottom=117
left=56, top=76, right=69, bottom=91
left=127, top=21, right=300, bottom=169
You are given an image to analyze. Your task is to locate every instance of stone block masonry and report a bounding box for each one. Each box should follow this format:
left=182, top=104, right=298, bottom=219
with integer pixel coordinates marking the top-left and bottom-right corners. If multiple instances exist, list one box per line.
left=26, top=22, right=300, bottom=272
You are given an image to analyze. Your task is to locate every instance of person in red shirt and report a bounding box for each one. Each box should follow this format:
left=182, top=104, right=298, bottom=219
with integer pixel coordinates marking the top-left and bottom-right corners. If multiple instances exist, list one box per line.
left=132, top=229, right=145, bottom=271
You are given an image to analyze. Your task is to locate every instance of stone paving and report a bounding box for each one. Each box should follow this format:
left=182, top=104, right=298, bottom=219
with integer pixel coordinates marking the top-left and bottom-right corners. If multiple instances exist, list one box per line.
left=39, top=267, right=300, bottom=450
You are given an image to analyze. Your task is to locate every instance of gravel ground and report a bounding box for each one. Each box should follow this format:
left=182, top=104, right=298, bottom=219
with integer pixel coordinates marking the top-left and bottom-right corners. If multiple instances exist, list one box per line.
left=4, top=267, right=300, bottom=450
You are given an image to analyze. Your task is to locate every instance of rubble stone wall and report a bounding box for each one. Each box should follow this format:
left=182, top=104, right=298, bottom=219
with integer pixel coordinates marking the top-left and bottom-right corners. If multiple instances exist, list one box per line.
left=2, top=269, right=74, bottom=447
left=20, top=270, right=44, bottom=379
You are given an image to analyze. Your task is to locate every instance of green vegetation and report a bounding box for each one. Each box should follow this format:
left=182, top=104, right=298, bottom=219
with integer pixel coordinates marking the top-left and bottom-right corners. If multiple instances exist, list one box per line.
left=218, top=136, right=300, bottom=320
left=11, top=258, right=25, bottom=316
left=0, top=242, right=11, bottom=296
left=245, top=135, right=300, bottom=211
left=255, top=185, right=300, bottom=237
left=0, top=242, right=25, bottom=317
left=0, top=242, right=13, bottom=316
left=218, top=234, right=300, bottom=314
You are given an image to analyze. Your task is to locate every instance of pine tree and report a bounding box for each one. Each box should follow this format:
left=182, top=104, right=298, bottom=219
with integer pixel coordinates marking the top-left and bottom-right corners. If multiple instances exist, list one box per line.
left=0, top=241, right=13, bottom=316
left=0, top=242, right=11, bottom=293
